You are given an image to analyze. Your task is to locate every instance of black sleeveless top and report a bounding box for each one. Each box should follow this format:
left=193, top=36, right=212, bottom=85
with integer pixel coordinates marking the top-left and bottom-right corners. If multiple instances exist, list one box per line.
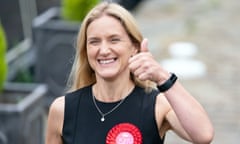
left=62, top=85, right=164, bottom=144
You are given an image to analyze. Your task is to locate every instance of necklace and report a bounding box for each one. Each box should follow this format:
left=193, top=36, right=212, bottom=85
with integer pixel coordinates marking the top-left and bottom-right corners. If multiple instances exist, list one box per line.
left=92, top=94, right=126, bottom=122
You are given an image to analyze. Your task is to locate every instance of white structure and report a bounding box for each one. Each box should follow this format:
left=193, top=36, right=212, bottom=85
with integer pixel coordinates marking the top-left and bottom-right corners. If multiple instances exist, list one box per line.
left=161, top=42, right=207, bottom=79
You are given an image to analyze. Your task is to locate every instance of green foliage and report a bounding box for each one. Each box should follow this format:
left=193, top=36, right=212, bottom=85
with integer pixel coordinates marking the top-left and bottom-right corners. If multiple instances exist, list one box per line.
left=14, top=68, right=34, bottom=83
left=0, top=22, right=7, bottom=91
left=61, top=0, right=99, bottom=22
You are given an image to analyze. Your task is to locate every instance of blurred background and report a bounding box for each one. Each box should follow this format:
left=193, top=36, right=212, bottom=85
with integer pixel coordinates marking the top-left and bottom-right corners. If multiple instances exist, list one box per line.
left=0, top=0, right=239, bottom=143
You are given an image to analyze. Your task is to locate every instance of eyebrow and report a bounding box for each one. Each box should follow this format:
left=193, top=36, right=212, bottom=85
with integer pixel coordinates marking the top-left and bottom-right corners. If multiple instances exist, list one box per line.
left=87, top=34, right=122, bottom=40
left=87, top=37, right=99, bottom=41
left=109, top=34, right=121, bottom=38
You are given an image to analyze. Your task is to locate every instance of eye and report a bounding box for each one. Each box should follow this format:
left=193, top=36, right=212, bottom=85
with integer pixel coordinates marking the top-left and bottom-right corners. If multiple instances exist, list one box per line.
left=88, top=39, right=100, bottom=45
left=111, top=38, right=120, bottom=43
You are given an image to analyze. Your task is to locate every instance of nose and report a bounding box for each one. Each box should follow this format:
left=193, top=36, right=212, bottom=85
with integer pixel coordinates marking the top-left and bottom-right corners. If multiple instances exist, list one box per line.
left=99, top=41, right=111, bottom=55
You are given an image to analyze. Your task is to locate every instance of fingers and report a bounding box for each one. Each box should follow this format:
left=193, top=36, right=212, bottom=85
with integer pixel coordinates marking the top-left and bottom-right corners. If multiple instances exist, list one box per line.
left=129, top=46, right=153, bottom=80
left=128, top=56, right=145, bottom=80
left=128, top=38, right=166, bottom=82
left=131, top=63, right=154, bottom=81
left=128, top=38, right=159, bottom=81
left=128, top=38, right=169, bottom=83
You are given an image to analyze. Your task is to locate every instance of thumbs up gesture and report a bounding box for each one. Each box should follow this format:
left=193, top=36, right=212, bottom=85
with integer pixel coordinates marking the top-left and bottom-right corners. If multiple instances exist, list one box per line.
left=129, top=38, right=170, bottom=84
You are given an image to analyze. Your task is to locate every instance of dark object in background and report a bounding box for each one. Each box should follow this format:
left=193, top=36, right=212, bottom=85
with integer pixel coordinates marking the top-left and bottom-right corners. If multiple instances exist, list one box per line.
left=0, top=0, right=23, bottom=49
left=115, top=0, right=144, bottom=11
left=32, top=7, right=78, bottom=108
left=0, top=0, right=60, bottom=49
left=0, top=83, right=47, bottom=144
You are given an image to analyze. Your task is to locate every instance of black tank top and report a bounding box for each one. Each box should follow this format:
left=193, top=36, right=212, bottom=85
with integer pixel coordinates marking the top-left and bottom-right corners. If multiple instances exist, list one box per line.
left=62, top=85, right=165, bottom=144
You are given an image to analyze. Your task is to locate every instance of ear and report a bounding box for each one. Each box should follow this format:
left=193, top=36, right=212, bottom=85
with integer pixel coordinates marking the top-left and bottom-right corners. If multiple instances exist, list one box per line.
left=131, top=43, right=139, bottom=56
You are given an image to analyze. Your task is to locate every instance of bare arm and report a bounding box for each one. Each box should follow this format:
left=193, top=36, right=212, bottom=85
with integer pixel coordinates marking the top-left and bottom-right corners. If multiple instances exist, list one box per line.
left=129, top=38, right=214, bottom=143
left=156, top=94, right=192, bottom=141
left=45, top=96, right=64, bottom=144
left=156, top=80, right=214, bottom=143
left=163, top=81, right=214, bottom=143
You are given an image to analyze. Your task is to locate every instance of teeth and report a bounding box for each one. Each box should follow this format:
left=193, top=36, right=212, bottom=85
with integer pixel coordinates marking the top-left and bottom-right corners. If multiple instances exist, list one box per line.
left=99, top=59, right=115, bottom=64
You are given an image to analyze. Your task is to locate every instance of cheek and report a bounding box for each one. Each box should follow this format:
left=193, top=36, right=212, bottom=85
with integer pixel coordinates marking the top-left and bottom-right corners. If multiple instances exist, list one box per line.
left=86, top=47, right=96, bottom=67
left=87, top=52, right=96, bottom=71
left=87, top=46, right=97, bottom=59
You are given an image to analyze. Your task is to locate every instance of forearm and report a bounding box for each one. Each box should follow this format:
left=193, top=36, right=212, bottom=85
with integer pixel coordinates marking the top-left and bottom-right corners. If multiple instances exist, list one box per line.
left=164, top=81, right=214, bottom=143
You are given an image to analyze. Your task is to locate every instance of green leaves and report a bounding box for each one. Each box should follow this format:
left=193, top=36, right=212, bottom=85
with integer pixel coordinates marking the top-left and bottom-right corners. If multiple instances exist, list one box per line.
left=61, top=0, right=99, bottom=22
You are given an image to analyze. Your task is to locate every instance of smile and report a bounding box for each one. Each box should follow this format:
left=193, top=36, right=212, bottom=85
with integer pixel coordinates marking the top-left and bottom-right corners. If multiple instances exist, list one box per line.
left=98, top=58, right=117, bottom=64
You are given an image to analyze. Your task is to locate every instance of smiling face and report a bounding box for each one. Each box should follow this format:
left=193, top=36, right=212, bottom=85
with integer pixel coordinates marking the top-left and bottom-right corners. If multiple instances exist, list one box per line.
left=86, top=15, right=137, bottom=81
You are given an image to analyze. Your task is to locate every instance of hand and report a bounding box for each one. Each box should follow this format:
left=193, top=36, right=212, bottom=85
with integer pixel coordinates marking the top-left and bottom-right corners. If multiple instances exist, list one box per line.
left=128, top=38, right=169, bottom=83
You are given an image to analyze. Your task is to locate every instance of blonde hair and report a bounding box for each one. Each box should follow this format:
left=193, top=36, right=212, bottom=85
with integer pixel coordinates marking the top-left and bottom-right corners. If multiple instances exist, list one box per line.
left=67, top=2, right=155, bottom=92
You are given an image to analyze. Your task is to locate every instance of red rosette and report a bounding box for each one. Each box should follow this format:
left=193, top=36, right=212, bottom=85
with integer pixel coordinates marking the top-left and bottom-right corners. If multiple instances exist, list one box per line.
left=106, top=123, right=142, bottom=144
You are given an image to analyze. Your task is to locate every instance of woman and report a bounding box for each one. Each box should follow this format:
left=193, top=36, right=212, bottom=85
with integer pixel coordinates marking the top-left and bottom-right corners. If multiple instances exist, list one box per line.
left=46, top=2, right=214, bottom=144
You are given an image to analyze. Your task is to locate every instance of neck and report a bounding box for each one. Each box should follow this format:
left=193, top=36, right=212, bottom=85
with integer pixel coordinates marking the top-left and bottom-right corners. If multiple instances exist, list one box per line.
left=93, top=77, right=135, bottom=102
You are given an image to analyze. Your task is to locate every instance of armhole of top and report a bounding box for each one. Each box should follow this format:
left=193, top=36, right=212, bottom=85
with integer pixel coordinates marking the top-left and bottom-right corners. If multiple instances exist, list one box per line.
left=62, top=89, right=83, bottom=143
left=152, top=90, right=166, bottom=141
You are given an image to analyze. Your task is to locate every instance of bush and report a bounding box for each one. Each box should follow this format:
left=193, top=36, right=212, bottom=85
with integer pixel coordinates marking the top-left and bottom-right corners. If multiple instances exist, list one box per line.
left=0, top=22, right=7, bottom=91
left=61, top=0, right=99, bottom=21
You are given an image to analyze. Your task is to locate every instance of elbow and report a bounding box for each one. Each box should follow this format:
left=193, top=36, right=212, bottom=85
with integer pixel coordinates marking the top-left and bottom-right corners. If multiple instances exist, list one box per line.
left=201, top=130, right=214, bottom=144
left=203, top=124, right=215, bottom=144
left=193, top=127, right=215, bottom=144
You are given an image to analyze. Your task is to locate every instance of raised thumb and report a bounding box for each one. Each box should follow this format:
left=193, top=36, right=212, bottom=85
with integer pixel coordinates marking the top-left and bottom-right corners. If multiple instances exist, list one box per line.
left=140, top=38, right=149, bottom=52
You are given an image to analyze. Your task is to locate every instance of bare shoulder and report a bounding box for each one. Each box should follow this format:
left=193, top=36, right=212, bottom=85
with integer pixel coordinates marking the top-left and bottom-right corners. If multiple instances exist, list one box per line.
left=45, top=96, right=65, bottom=144
left=49, top=96, right=65, bottom=114
left=47, top=96, right=65, bottom=135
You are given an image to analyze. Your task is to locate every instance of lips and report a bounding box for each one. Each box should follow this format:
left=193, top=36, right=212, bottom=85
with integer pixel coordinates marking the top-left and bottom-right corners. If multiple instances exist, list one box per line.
left=98, top=58, right=117, bottom=64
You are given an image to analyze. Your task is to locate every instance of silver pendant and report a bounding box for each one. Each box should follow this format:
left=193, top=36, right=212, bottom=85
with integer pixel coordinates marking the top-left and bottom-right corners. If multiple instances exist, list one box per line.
left=101, top=117, right=105, bottom=122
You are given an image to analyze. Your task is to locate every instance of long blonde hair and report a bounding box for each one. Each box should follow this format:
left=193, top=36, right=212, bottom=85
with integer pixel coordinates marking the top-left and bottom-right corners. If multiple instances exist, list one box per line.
left=67, top=2, right=155, bottom=92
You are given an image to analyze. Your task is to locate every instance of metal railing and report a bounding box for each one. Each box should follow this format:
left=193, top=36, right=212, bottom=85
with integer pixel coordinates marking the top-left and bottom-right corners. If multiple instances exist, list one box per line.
left=19, top=0, right=37, bottom=39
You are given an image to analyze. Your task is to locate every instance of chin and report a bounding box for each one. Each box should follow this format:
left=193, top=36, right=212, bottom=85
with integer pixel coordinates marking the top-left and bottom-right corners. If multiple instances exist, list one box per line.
left=97, top=71, right=118, bottom=80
